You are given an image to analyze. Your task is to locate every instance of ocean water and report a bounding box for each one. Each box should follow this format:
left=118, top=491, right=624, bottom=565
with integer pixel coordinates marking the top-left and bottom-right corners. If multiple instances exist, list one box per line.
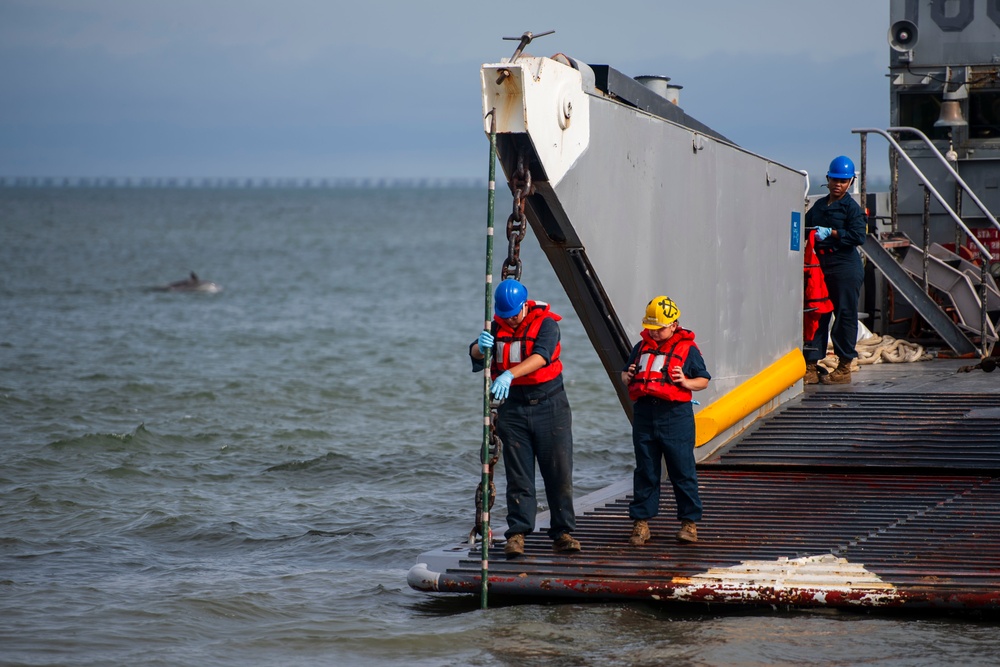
left=2, top=186, right=999, bottom=667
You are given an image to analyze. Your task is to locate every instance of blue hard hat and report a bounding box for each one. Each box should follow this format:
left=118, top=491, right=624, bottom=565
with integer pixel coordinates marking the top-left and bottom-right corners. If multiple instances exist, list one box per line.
left=495, top=278, right=528, bottom=318
left=827, top=155, right=856, bottom=180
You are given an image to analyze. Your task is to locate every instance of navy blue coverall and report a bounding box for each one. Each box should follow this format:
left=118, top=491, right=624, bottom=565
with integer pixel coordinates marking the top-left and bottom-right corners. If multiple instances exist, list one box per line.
left=470, top=318, right=576, bottom=541
left=622, top=343, right=711, bottom=523
left=805, top=194, right=867, bottom=365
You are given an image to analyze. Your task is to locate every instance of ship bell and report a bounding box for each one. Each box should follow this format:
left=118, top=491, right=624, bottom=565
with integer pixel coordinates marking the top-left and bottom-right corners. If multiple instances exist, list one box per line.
left=934, top=99, right=967, bottom=128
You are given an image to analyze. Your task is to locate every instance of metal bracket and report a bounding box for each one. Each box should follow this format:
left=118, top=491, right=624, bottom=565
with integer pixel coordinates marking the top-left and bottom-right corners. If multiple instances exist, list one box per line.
left=496, top=30, right=555, bottom=84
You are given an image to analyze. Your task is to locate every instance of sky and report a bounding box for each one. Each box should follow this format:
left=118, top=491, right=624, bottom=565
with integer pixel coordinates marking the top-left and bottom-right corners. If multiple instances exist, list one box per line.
left=0, top=1, right=893, bottom=183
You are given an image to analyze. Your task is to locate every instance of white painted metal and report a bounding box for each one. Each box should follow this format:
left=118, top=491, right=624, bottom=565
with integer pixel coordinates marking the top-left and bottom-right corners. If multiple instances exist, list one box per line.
left=481, top=57, right=591, bottom=187
left=482, top=55, right=807, bottom=451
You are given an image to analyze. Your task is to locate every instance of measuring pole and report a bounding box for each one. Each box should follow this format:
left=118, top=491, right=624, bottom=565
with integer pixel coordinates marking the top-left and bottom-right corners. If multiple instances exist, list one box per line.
left=479, top=109, right=497, bottom=610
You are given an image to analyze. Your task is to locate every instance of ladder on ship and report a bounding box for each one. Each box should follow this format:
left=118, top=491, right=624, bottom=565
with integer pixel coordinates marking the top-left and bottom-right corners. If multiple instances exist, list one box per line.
left=852, top=126, right=1000, bottom=357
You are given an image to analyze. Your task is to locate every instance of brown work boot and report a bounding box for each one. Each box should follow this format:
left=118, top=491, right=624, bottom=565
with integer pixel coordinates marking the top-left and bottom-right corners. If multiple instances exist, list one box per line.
left=629, top=519, right=651, bottom=546
left=552, top=533, right=581, bottom=553
left=676, top=520, right=698, bottom=543
left=804, top=363, right=820, bottom=385
left=504, top=533, right=524, bottom=559
left=820, top=361, right=852, bottom=385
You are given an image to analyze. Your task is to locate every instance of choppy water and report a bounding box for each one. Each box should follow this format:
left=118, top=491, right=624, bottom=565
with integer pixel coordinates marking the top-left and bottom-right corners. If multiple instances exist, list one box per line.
left=2, top=187, right=999, bottom=666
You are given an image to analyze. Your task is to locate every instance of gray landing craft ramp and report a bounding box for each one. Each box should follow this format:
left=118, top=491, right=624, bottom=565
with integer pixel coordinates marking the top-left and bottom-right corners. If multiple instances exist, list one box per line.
left=408, top=361, right=1000, bottom=610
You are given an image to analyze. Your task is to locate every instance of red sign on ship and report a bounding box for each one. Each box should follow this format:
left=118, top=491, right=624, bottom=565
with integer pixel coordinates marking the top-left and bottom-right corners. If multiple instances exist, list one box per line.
left=964, top=228, right=1000, bottom=261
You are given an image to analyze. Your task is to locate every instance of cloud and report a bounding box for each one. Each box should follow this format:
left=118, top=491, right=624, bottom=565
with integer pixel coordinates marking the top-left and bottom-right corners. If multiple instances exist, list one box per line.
left=0, top=0, right=892, bottom=179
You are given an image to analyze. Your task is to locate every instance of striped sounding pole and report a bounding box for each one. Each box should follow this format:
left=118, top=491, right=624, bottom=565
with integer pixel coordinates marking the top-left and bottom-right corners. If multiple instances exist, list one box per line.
left=479, top=109, right=497, bottom=610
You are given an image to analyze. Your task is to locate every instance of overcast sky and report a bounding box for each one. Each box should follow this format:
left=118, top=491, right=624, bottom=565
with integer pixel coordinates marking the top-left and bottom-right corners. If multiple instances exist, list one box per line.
left=0, top=1, right=892, bottom=183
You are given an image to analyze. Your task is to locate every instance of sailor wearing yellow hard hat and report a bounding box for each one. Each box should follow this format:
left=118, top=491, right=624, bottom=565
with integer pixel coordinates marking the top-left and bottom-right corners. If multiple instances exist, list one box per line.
left=620, top=296, right=711, bottom=547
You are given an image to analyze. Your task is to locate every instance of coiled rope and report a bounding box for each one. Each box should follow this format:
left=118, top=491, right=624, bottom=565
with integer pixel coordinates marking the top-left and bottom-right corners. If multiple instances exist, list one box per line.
left=817, top=334, right=932, bottom=373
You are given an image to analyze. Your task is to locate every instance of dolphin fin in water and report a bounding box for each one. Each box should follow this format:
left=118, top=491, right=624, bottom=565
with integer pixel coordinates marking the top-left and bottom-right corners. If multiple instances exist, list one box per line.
left=152, top=271, right=222, bottom=293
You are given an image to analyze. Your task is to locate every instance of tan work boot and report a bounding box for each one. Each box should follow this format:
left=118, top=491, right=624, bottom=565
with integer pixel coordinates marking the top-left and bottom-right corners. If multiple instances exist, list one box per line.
left=820, top=361, right=852, bottom=385
left=504, top=533, right=524, bottom=559
left=629, top=519, right=651, bottom=546
left=676, top=520, right=698, bottom=543
left=552, top=533, right=581, bottom=553
left=804, top=363, right=820, bottom=385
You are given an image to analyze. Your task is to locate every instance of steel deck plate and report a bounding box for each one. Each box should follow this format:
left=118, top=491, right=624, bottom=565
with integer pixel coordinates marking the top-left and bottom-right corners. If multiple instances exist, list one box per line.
left=410, top=362, right=1000, bottom=609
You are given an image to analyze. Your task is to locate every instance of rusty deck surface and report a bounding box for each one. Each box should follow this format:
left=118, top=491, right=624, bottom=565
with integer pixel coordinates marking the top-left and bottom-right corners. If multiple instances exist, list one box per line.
left=408, top=360, right=1000, bottom=610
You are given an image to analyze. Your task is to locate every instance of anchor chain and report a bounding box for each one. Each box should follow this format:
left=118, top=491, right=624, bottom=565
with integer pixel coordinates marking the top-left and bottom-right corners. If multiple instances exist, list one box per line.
left=469, top=414, right=502, bottom=543
left=469, top=150, right=533, bottom=545
left=502, top=153, right=533, bottom=282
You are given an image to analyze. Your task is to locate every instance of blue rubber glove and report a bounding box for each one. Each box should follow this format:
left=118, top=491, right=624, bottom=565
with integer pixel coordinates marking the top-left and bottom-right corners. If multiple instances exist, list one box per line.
left=814, top=226, right=832, bottom=241
left=491, top=371, right=514, bottom=400
left=477, top=330, right=494, bottom=355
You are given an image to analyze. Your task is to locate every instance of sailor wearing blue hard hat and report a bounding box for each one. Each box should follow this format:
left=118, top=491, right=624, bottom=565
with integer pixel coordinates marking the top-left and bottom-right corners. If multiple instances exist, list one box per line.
left=826, top=155, right=856, bottom=180
left=804, top=155, right=867, bottom=385
left=493, top=277, right=528, bottom=318
left=469, top=278, right=581, bottom=558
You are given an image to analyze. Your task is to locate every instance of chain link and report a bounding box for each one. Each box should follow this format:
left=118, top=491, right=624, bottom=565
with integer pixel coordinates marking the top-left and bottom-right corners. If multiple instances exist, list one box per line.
left=502, top=153, right=533, bottom=282
left=469, top=152, right=531, bottom=544
left=470, top=408, right=502, bottom=543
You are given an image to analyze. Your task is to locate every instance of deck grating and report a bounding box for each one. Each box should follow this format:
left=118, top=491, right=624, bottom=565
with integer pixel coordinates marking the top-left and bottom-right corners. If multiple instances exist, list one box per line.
left=428, top=391, right=1000, bottom=608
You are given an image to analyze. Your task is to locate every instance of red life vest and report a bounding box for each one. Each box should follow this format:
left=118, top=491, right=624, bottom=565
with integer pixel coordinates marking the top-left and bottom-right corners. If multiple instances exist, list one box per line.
left=803, top=228, right=834, bottom=340
left=491, top=301, right=563, bottom=385
left=627, top=327, right=698, bottom=403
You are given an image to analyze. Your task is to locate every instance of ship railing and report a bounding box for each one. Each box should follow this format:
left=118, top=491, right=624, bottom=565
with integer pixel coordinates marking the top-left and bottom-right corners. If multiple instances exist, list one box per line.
left=853, top=126, right=997, bottom=357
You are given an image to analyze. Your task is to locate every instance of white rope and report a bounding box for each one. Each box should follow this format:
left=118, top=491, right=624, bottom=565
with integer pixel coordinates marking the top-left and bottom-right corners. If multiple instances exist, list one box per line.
left=817, top=334, right=932, bottom=373
left=859, top=334, right=932, bottom=363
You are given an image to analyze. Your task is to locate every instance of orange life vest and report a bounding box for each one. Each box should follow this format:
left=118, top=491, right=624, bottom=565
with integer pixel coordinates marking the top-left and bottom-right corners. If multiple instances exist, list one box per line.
left=627, top=327, right=698, bottom=403
left=804, top=228, right=834, bottom=340
left=491, top=301, right=563, bottom=385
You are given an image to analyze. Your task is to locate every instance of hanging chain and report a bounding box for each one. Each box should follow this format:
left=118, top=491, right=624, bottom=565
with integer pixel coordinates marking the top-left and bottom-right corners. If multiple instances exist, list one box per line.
left=502, top=153, right=533, bottom=282
left=468, top=151, right=532, bottom=546
left=469, top=413, right=502, bottom=544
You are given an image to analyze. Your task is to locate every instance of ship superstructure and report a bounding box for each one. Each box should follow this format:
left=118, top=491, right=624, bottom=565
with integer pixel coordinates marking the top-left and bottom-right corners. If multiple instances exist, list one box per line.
left=858, top=0, right=1000, bottom=355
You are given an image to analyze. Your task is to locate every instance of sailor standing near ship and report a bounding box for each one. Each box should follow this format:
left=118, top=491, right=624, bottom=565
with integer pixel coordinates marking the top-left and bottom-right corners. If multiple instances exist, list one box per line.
left=621, top=296, right=711, bottom=545
left=469, top=278, right=582, bottom=559
left=804, top=155, right=867, bottom=385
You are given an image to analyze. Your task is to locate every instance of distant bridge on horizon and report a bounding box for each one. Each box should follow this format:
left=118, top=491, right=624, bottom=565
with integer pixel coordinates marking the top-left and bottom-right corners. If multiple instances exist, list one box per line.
left=0, top=176, right=487, bottom=189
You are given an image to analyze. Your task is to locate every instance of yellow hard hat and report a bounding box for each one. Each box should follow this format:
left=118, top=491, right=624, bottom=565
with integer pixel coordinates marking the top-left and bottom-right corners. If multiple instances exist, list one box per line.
left=642, top=296, right=680, bottom=329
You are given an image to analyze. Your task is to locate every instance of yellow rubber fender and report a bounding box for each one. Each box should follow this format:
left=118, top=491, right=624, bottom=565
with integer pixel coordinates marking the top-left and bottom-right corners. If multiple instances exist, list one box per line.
left=695, top=348, right=805, bottom=447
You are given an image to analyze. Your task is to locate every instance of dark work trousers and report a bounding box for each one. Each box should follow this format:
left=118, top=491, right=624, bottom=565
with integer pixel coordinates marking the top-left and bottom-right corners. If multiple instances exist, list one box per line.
left=495, top=390, right=576, bottom=540
left=629, top=397, right=703, bottom=523
left=806, top=258, right=864, bottom=364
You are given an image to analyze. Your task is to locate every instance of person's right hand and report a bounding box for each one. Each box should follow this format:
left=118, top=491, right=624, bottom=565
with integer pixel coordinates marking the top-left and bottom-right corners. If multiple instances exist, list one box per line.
left=477, top=330, right=494, bottom=355
left=622, top=363, right=638, bottom=384
left=814, top=226, right=832, bottom=241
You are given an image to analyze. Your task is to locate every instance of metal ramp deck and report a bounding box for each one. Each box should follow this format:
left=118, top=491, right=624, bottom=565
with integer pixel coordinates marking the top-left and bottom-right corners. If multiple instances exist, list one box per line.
left=408, top=361, right=1000, bottom=611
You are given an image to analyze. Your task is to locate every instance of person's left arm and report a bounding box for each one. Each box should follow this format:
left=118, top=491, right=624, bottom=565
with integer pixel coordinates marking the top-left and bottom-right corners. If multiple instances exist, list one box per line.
left=490, top=318, right=558, bottom=396
left=670, top=345, right=711, bottom=392
left=509, top=318, right=557, bottom=379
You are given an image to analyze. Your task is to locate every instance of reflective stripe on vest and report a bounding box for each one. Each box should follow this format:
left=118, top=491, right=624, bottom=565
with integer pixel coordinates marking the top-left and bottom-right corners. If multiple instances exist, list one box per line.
left=628, top=328, right=697, bottom=403
left=491, top=301, right=563, bottom=385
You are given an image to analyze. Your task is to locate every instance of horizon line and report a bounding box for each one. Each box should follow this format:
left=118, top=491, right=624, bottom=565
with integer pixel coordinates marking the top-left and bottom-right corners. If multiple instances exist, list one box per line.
left=0, top=175, right=488, bottom=189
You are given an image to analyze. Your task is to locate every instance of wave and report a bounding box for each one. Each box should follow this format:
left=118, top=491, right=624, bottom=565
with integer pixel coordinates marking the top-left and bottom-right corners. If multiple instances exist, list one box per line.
left=47, top=423, right=155, bottom=451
